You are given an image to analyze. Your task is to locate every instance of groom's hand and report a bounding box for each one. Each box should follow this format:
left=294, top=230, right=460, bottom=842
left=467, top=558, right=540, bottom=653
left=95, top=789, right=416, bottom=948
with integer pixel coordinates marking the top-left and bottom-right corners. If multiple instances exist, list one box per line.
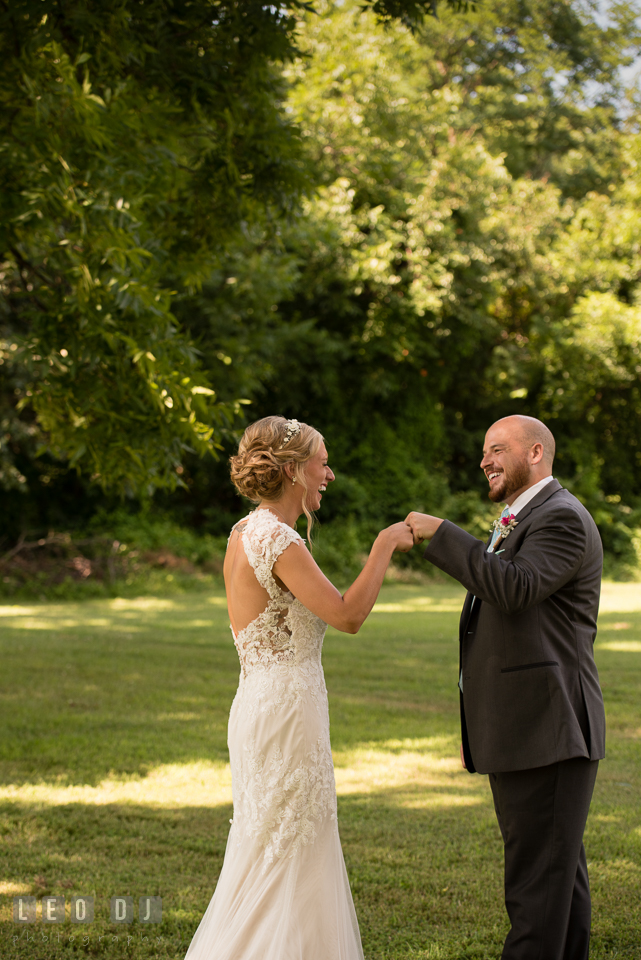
left=405, top=512, right=443, bottom=545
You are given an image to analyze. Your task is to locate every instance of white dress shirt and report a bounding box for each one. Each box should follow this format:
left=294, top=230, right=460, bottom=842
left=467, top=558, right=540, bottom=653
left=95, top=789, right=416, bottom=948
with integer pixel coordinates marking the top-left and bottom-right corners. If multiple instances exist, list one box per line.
left=507, top=474, right=555, bottom=518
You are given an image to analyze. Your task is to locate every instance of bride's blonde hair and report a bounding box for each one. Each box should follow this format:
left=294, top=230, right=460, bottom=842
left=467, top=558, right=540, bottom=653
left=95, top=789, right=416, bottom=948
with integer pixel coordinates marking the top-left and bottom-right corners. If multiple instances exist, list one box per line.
left=230, top=416, right=324, bottom=541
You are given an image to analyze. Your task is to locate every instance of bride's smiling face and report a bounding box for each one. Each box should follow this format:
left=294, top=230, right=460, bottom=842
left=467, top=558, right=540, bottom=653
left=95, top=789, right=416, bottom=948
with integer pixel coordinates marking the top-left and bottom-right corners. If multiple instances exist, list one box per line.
left=303, top=443, right=335, bottom=511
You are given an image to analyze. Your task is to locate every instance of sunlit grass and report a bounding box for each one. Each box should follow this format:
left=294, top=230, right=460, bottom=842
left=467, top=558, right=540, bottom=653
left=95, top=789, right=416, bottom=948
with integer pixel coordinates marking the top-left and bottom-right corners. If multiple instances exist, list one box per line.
left=0, top=582, right=639, bottom=958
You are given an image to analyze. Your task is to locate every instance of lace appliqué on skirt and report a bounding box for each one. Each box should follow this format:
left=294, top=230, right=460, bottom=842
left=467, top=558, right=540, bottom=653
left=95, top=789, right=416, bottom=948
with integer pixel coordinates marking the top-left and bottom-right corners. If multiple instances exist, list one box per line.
left=233, top=735, right=337, bottom=870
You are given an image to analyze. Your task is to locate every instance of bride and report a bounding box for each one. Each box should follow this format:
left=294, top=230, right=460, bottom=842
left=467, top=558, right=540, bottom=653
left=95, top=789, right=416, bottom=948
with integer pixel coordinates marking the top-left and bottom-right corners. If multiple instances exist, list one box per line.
left=184, top=415, right=413, bottom=960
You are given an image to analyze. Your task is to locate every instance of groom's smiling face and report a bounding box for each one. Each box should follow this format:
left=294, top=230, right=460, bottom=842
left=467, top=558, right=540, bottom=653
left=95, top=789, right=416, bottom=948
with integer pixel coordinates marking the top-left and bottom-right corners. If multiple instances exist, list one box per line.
left=481, top=424, right=533, bottom=505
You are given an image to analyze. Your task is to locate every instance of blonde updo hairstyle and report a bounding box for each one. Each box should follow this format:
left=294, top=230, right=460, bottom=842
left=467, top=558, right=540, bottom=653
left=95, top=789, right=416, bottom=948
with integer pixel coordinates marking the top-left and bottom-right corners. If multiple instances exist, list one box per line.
left=230, top=416, right=324, bottom=542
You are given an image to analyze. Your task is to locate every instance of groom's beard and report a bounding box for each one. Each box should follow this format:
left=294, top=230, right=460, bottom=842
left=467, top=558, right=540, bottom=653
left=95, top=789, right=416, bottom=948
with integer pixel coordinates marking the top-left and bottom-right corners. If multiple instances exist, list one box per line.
left=488, top=457, right=532, bottom=503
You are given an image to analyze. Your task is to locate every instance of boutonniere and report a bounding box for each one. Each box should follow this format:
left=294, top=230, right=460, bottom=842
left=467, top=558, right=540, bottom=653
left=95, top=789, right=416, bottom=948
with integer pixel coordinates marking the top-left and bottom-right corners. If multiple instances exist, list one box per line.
left=491, top=514, right=518, bottom=541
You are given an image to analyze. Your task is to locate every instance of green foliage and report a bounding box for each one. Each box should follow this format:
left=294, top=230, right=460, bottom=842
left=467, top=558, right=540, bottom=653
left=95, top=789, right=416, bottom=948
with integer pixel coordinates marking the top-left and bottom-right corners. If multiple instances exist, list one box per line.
left=0, top=509, right=227, bottom=601
left=3, top=0, right=641, bottom=574
left=0, top=0, right=309, bottom=495
left=202, top=0, right=640, bottom=561
left=0, top=0, right=481, bottom=500
left=406, top=0, right=641, bottom=195
left=179, top=4, right=641, bottom=573
left=85, top=508, right=227, bottom=564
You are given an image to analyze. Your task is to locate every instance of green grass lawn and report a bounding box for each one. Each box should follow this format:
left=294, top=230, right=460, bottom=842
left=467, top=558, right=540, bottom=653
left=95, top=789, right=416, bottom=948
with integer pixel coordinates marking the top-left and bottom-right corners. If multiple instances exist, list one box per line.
left=0, top=581, right=640, bottom=959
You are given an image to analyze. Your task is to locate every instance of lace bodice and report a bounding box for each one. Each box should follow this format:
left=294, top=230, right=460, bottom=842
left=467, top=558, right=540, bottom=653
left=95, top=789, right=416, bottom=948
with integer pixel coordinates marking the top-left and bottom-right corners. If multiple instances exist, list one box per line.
left=230, top=509, right=327, bottom=677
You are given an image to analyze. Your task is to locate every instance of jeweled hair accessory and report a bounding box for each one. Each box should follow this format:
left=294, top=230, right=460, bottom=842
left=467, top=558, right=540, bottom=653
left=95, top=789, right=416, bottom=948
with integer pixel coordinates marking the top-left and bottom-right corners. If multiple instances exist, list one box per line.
left=280, top=419, right=301, bottom=447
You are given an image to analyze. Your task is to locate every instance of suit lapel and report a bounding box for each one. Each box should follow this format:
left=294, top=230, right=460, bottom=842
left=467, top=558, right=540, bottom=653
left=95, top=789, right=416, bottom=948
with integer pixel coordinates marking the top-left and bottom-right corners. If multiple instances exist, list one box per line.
left=507, top=478, right=563, bottom=525
left=458, top=481, right=563, bottom=642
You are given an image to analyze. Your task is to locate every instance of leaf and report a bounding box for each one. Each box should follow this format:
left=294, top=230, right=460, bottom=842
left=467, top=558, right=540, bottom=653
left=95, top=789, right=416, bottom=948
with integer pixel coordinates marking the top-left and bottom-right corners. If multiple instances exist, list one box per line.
left=68, top=444, right=87, bottom=467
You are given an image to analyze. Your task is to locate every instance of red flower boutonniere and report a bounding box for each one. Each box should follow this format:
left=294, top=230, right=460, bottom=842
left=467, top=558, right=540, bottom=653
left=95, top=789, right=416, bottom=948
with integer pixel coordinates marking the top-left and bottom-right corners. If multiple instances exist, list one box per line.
left=491, top=514, right=518, bottom=541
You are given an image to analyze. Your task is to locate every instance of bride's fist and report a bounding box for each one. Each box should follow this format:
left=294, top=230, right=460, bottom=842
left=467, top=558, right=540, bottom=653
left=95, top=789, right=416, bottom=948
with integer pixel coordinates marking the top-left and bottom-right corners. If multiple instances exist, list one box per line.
left=381, top=521, right=415, bottom=553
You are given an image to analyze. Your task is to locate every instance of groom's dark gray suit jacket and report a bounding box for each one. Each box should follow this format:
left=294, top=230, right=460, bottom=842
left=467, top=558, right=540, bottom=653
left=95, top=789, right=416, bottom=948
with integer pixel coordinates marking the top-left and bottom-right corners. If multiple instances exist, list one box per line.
left=423, top=480, right=605, bottom=775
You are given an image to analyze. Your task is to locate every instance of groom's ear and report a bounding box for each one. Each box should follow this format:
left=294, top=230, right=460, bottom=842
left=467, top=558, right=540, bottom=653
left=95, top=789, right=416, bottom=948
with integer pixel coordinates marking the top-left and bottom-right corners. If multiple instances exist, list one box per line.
left=530, top=442, right=544, bottom=465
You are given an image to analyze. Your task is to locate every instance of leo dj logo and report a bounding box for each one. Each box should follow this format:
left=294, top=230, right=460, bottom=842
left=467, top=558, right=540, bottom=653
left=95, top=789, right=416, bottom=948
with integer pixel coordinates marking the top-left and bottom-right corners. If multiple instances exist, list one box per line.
left=13, top=896, right=162, bottom=924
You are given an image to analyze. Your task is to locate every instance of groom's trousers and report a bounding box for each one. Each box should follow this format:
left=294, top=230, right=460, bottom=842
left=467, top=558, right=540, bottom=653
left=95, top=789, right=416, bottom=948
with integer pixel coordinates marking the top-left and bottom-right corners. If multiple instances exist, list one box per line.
left=489, top=757, right=599, bottom=960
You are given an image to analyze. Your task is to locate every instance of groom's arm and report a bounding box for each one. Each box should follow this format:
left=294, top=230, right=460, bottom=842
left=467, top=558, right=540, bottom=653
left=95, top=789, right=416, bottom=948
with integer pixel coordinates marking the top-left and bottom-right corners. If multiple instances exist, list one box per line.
left=406, top=507, right=589, bottom=614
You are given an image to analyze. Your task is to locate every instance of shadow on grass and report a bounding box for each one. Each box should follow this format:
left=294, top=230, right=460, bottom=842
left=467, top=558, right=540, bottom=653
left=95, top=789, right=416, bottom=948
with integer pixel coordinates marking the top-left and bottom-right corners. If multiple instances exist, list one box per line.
left=0, top=586, right=466, bottom=787
left=0, top=781, right=503, bottom=960
left=1, top=777, right=639, bottom=959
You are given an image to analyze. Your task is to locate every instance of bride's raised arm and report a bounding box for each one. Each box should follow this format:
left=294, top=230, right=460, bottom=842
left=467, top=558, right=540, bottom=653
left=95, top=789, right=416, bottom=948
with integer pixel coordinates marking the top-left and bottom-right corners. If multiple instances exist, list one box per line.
left=228, top=413, right=414, bottom=634
left=274, top=521, right=413, bottom=634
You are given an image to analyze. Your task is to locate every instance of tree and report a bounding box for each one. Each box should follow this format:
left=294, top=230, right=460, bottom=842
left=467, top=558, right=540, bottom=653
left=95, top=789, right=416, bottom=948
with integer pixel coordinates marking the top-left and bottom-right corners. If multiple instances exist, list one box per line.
left=0, top=0, right=315, bottom=497
left=0, top=0, right=474, bottom=502
left=4, top=0, right=641, bottom=574
left=170, top=0, right=641, bottom=572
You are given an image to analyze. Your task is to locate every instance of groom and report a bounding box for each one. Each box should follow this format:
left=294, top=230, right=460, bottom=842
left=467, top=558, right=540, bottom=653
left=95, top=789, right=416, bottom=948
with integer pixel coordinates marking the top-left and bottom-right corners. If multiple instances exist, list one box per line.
left=406, top=415, right=605, bottom=960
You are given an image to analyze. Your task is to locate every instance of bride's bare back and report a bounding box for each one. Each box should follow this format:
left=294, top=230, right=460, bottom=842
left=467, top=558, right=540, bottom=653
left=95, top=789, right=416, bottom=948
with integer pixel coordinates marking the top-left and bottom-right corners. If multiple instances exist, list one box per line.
left=224, top=517, right=296, bottom=636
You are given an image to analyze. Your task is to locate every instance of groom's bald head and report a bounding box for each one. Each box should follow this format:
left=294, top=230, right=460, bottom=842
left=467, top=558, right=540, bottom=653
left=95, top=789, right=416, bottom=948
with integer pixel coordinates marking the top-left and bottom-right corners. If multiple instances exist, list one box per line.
left=494, top=415, right=556, bottom=468
left=481, top=415, right=555, bottom=504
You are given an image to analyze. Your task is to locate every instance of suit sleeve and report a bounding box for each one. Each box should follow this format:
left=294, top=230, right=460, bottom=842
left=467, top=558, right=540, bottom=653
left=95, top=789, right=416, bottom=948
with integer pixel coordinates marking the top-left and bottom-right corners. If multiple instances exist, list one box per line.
left=423, top=505, right=588, bottom=614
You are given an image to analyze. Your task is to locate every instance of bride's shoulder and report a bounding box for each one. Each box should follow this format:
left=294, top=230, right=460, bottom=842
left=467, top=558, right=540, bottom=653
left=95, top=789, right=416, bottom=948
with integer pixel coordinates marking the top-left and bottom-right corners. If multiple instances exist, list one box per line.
left=228, top=509, right=279, bottom=537
left=227, top=513, right=252, bottom=543
left=245, top=509, right=304, bottom=548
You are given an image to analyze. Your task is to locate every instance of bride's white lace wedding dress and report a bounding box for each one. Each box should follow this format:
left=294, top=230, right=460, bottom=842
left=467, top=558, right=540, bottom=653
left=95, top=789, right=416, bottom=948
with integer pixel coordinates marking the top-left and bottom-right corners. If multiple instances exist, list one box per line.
left=184, top=509, right=364, bottom=960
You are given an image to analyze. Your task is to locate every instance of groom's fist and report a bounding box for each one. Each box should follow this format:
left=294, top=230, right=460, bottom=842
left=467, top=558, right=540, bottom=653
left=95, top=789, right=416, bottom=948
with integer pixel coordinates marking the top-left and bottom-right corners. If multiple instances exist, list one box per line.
left=405, top=512, right=443, bottom=544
